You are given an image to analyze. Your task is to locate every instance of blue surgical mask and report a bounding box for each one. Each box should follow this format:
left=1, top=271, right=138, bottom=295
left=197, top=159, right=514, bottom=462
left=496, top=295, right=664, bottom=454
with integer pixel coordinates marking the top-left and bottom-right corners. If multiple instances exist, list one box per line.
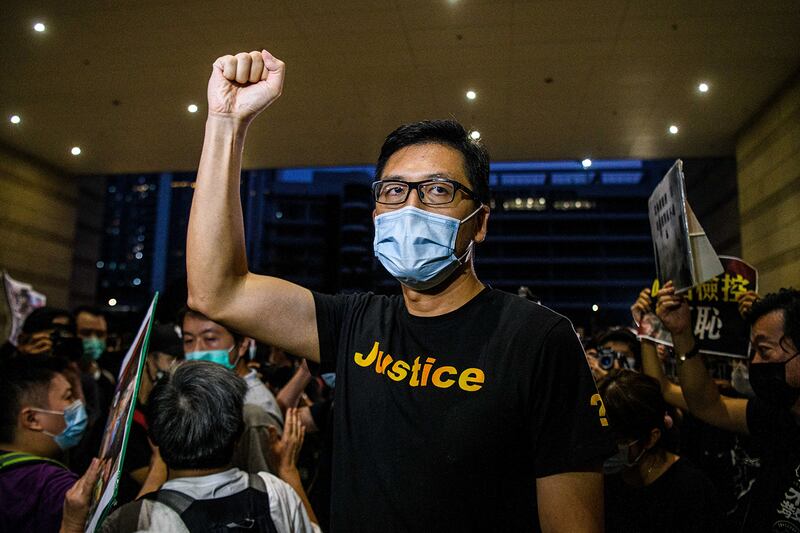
left=373, top=205, right=482, bottom=290
left=185, top=345, right=238, bottom=370
left=321, top=372, right=336, bottom=389
left=34, top=400, right=88, bottom=450
left=82, top=337, right=106, bottom=361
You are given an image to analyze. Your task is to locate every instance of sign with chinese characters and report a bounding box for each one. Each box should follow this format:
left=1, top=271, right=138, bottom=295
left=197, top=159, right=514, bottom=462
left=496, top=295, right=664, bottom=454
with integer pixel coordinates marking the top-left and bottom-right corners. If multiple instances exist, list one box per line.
left=648, top=160, right=723, bottom=293
left=637, top=257, right=758, bottom=358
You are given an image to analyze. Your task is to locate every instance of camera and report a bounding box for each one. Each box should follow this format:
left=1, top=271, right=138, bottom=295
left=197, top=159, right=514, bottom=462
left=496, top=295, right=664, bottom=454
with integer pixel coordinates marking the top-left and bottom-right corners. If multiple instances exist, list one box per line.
left=50, top=327, right=84, bottom=361
left=597, top=347, right=631, bottom=371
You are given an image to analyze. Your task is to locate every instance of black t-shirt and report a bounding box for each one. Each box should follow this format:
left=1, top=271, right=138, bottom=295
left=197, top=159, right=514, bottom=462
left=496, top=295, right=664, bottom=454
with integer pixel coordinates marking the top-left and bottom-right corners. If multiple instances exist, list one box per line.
left=741, top=397, right=800, bottom=532
left=314, top=287, right=614, bottom=532
left=604, top=457, right=722, bottom=532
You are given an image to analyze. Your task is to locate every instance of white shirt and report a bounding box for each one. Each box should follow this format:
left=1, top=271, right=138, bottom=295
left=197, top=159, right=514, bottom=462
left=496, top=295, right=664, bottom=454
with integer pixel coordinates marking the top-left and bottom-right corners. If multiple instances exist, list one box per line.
left=103, top=468, right=319, bottom=533
left=243, top=370, right=284, bottom=429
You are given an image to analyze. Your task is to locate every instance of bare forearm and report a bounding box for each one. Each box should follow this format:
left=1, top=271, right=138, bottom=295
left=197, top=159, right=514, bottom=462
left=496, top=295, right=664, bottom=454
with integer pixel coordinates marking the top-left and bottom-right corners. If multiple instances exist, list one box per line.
left=187, top=115, right=250, bottom=315
left=277, top=366, right=313, bottom=413
left=280, top=468, right=319, bottom=525
left=641, top=341, right=687, bottom=410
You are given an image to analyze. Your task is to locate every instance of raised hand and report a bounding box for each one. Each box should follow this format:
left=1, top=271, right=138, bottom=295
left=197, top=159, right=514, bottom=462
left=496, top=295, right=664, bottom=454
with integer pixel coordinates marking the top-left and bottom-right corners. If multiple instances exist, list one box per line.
left=60, top=458, right=101, bottom=533
left=267, top=407, right=305, bottom=477
left=736, top=290, right=759, bottom=319
left=207, top=50, right=285, bottom=122
left=631, top=288, right=653, bottom=327
left=655, top=281, right=692, bottom=336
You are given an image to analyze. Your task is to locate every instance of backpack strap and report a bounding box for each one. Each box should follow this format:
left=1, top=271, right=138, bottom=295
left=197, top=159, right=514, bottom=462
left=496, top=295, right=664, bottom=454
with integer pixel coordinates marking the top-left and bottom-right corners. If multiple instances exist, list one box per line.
left=142, top=489, right=196, bottom=515
left=0, top=451, right=67, bottom=472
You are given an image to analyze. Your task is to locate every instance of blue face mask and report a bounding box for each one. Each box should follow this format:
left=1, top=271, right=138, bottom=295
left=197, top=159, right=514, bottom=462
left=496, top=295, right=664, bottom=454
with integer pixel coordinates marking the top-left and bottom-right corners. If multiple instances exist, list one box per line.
left=321, top=372, right=336, bottom=389
left=34, top=400, right=88, bottom=450
left=82, top=337, right=106, bottom=361
left=185, top=345, right=238, bottom=370
left=373, top=205, right=483, bottom=290
left=602, top=440, right=646, bottom=474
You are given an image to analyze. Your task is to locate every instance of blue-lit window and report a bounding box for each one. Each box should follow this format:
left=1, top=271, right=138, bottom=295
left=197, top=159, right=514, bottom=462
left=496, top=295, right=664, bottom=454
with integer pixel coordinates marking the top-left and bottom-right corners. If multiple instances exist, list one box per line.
left=500, top=173, right=547, bottom=186
left=601, top=172, right=643, bottom=185
left=551, top=172, right=594, bottom=185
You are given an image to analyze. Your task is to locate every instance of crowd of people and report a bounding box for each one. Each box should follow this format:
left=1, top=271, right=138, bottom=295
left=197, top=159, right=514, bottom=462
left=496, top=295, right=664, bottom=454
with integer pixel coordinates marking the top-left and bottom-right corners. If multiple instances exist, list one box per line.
left=1, top=48, right=798, bottom=533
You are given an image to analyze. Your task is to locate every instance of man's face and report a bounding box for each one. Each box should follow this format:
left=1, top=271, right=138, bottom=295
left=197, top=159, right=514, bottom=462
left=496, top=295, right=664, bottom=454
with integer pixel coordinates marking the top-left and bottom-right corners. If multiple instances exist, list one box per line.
left=76, top=312, right=108, bottom=341
left=602, top=341, right=635, bottom=364
left=24, top=373, right=75, bottom=448
left=182, top=314, right=241, bottom=366
left=374, top=143, right=488, bottom=253
left=751, top=310, right=800, bottom=386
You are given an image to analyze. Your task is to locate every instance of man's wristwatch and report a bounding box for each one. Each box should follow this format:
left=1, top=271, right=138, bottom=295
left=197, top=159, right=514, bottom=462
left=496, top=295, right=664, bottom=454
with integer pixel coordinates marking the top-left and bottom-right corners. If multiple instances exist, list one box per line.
left=678, top=343, right=700, bottom=361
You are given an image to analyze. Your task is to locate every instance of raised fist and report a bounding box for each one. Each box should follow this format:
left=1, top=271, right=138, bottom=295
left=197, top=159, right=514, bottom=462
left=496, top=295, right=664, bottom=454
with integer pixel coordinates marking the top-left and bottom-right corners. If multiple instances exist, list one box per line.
left=207, top=50, right=285, bottom=121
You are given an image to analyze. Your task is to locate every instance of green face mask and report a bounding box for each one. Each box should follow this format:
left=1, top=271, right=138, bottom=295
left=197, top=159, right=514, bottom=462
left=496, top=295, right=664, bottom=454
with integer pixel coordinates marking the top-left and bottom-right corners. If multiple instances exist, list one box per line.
left=82, top=337, right=106, bottom=360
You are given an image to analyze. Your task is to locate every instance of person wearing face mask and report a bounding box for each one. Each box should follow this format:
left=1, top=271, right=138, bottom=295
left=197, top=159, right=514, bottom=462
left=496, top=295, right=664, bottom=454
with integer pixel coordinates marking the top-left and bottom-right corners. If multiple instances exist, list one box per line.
left=186, top=49, right=614, bottom=532
left=598, top=369, right=721, bottom=532
left=180, top=307, right=284, bottom=475
left=657, top=284, right=800, bottom=532
left=0, top=355, right=91, bottom=531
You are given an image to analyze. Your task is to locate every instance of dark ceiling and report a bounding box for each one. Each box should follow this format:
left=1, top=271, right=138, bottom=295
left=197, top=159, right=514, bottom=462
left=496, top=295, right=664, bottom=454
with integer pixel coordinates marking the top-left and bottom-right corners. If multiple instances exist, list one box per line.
left=2, top=0, right=799, bottom=174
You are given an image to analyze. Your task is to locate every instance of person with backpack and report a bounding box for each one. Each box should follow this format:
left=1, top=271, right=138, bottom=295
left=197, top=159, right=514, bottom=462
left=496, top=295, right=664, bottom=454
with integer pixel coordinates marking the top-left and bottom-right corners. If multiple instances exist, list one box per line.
left=88, top=360, right=318, bottom=532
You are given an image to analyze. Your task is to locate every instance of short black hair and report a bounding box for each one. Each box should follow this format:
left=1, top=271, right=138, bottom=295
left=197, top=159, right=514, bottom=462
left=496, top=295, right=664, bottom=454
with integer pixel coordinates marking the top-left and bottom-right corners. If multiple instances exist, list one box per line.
left=21, top=307, right=75, bottom=335
left=177, top=306, right=244, bottom=347
left=596, top=327, right=641, bottom=368
left=598, top=369, right=669, bottom=446
left=374, top=119, right=491, bottom=205
left=0, top=355, right=70, bottom=443
left=147, top=361, right=247, bottom=470
left=73, top=305, right=107, bottom=320
left=747, top=288, right=800, bottom=350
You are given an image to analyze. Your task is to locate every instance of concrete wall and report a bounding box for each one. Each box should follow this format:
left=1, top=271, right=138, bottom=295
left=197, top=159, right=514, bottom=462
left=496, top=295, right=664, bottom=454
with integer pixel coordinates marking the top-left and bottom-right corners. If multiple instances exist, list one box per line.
left=736, top=72, right=800, bottom=294
left=0, top=145, right=79, bottom=307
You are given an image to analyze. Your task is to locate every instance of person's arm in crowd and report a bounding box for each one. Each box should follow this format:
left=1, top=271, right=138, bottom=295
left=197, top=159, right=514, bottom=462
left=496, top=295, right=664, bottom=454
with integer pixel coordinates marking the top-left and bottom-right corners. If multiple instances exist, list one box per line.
left=632, top=288, right=689, bottom=409
left=136, top=445, right=168, bottom=498
left=59, top=458, right=101, bottom=533
left=186, top=49, right=320, bottom=363
left=276, top=360, right=313, bottom=414
left=268, top=408, right=318, bottom=525
left=656, top=281, right=749, bottom=435
left=536, top=469, right=604, bottom=533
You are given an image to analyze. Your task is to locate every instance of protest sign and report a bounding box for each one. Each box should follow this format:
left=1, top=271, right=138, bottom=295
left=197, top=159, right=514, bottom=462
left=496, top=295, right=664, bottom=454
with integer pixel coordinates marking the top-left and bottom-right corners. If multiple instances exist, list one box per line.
left=1, top=270, right=47, bottom=345
left=648, top=160, right=723, bottom=293
left=84, top=294, right=158, bottom=532
left=636, top=257, right=758, bottom=358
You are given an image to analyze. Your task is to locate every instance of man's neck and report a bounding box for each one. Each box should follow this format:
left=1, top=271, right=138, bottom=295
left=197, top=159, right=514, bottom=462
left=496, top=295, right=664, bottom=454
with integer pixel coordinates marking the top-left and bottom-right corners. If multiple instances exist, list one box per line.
left=168, top=465, right=231, bottom=480
left=402, top=263, right=485, bottom=317
left=0, top=437, right=55, bottom=458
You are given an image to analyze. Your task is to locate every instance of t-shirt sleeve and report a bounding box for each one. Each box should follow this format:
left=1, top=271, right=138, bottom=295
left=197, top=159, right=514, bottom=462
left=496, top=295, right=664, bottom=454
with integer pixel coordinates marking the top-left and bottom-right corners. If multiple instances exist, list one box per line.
left=312, top=291, right=356, bottom=374
left=527, top=318, right=616, bottom=477
left=38, top=464, right=79, bottom=526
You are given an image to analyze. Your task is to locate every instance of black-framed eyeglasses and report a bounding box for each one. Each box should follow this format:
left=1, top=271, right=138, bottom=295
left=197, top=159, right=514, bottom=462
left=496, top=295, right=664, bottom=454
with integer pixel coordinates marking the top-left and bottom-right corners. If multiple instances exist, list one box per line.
left=371, top=179, right=476, bottom=206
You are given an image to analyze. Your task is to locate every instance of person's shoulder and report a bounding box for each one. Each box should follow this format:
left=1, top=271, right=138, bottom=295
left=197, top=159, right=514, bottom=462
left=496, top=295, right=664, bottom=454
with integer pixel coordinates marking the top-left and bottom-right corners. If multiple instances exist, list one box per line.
left=485, top=289, right=573, bottom=334
left=5, top=459, right=78, bottom=484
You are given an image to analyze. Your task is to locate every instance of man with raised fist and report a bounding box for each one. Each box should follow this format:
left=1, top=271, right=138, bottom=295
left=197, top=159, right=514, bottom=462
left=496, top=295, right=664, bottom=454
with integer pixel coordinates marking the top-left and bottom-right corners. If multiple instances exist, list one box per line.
left=187, top=49, right=613, bottom=532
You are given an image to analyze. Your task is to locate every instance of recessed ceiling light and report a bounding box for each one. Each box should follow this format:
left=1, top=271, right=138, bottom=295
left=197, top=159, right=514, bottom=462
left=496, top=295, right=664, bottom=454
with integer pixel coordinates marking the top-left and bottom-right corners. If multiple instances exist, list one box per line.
left=10, top=115, right=21, bottom=124
left=592, top=304, right=599, bottom=312
left=469, top=130, right=481, bottom=140
left=187, top=104, right=198, bottom=113
left=71, top=146, right=82, bottom=156
left=108, top=298, right=118, bottom=307
left=669, top=125, right=679, bottom=135
left=698, top=82, right=709, bottom=93
left=33, top=22, right=46, bottom=32
left=581, top=158, right=592, bottom=169
left=465, top=90, right=477, bottom=100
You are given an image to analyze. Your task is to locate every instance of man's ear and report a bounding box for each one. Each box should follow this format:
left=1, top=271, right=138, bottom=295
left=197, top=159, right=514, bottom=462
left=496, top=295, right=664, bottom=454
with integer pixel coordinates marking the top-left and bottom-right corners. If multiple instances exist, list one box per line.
left=473, top=205, right=490, bottom=244
left=644, top=427, right=662, bottom=450
left=238, top=338, right=253, bottom=358
left=20, top=407, right=44, bottom=432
